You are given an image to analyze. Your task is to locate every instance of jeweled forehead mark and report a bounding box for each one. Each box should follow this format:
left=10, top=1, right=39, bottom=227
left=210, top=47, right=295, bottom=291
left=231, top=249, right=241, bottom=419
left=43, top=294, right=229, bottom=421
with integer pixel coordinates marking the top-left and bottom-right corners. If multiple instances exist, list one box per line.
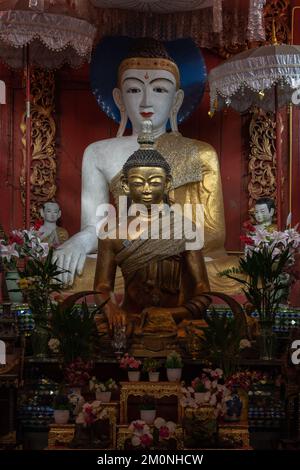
left=144, top=72, right=149, bottom=80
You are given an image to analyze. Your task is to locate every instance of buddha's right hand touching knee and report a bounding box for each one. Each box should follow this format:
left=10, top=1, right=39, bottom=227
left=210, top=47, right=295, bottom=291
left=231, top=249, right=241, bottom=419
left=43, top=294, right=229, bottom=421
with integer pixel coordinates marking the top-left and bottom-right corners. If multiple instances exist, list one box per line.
left=52, top=238, right=87, bottom=286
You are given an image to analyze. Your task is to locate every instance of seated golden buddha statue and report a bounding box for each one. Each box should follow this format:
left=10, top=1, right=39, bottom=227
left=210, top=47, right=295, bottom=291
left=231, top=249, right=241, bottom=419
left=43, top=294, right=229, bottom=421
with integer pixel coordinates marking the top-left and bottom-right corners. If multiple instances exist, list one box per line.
left=94, top=121, right=211, bottom=354
left=54, top=37, right=239, bottom=294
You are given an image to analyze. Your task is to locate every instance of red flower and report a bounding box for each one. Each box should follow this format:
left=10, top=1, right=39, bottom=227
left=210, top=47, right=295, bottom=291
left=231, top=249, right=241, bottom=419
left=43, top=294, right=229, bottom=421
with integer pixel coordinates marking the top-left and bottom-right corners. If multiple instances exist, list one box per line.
left=8, top=234, right=24, bottom=245
left=243, top=220, right=255, bottom=233
left=140, top=433, right=152, bottom=447
left=33, top=219, right=43, bottom=231
left=240, top=235, right=254, bottom=245
left=159, top=426, right=170, bottom=439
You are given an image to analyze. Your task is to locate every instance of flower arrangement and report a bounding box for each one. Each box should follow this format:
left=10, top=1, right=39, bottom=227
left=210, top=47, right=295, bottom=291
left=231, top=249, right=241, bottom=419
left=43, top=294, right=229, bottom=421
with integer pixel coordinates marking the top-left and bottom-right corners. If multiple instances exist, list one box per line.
left=89, top=377, right=118, bottom=393
left=165, top=351, right=183, bottom=369
left=119, top=353, right=141, bottom=370
left=225, top=370, right=264, bottom=393
left=18, top=248, right=66, bottom=327
left=181, top=368, right=230, bottom=417
left=128, top=418, right=176, bottom=448
left=76, top=401, right=108, bottom=426
left=0, top=227, right=48, bottom=270
left=48, top=338, right=60, bottom=354
left=64, top=357, right=93, bottom=388
left=221, top=222, right=300, bottom=322
left=142, top=357, right=160, bottom=373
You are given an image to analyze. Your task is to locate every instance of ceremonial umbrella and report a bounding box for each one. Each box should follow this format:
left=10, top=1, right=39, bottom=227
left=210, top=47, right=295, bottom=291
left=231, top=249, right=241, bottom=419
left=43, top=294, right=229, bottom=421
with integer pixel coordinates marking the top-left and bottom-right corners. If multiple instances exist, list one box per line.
left=0, top=6, right=96, bottom=227
left=208, top=38, right=300, bottom=229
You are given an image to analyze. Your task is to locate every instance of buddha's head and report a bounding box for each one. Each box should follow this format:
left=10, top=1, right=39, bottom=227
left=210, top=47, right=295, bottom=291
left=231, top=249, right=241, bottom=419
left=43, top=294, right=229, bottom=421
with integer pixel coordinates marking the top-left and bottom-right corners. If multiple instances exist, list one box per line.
left=40, top=201, right=61, bottom=224
left=254, top=197, right=275, bottom=226
left=113, top=38, right=184, bottom=137
left=121, top=120, right=171, bottom=208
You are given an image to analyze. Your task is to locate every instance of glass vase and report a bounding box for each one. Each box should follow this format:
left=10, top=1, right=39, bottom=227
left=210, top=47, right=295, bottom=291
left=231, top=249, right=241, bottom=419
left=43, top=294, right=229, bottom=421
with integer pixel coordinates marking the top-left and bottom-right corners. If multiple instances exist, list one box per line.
left=258, top=320, right=276, bottom=360
left=31, top=325, right=49, bottom=358
left=224, top=387, right=243, bottom=422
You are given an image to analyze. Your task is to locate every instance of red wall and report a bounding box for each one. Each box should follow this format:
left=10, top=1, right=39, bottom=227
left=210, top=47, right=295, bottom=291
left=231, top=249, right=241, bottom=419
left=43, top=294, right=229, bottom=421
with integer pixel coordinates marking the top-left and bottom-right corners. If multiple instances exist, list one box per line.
left=0, top=49, right=247, bottom=252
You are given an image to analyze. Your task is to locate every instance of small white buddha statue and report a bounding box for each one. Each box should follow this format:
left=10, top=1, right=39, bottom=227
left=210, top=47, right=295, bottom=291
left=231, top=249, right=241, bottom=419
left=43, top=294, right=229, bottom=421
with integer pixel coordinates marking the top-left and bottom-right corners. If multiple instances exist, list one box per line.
left=38, top=201, right=68, bottom=248
left=254, top=197, right=277, bottom=232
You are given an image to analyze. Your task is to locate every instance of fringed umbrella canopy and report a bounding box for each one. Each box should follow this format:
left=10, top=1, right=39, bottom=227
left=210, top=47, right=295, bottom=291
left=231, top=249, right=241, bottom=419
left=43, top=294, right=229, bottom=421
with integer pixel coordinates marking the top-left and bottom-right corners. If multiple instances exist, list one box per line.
left=208, top=43, right=300, bottom=113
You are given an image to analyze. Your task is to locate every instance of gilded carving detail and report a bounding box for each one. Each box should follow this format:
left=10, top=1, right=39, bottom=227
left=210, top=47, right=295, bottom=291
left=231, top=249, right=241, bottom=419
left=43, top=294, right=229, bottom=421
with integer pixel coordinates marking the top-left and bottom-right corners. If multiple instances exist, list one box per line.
left=20, top=68, right=56, bottom=223
left=248, top=109, right=276, bottom=211
left=119, top=381, right=182, bottom=424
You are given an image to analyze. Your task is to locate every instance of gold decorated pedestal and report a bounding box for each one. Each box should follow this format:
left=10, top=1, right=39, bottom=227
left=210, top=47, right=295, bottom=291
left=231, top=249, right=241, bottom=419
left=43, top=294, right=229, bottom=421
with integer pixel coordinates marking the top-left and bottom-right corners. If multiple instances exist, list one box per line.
left=47, top=402, right=119, bottom=449
left=181, top=406, right=250, bottom=450
left=218, top=420, right=250, bottom=449
left=117, top=424, right=184, bottom=450
left=119, top=381, right=182, bottom=424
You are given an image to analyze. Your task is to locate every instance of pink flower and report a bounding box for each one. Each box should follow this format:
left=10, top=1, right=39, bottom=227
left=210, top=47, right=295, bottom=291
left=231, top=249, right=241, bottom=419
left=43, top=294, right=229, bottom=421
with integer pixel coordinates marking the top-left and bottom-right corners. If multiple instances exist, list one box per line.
left=159, top=426, right=170, bottom=439
left=140, top=433, right=153, bottom=447
left=133, top=421, right=145, bottom=431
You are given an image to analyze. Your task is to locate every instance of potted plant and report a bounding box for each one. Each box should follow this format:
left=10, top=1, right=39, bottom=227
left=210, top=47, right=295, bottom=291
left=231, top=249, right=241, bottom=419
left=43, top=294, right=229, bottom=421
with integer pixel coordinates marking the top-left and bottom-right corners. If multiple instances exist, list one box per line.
left=49, top=292, right=104, bottom=364
left=191, top=377, right=210, bottom=404
left=165, top=351, right=183, bottom=382
left=198, top=307, right=245, bottom=379
left=142, top=358, right=160, bottom=382
left=120, top=353, right=141, bottom=381
left=221, top=222, right=300, bottom=359
left=89, top=377, right=118, bottom=402
left=53, top=393, right=71, bottom=425
left=139, top=395, right=156, bottom=424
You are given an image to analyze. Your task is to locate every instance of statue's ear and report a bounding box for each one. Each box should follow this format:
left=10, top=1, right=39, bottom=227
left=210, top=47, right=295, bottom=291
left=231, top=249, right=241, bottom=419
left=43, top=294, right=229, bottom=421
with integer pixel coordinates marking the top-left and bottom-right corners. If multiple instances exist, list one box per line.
left=57, top=209, right=62, bottom=220
left=121, top=175, right=130, bottom=195
left=270, top=207, right=275, bottom=218
left=165, top=175, right=172, bottom=193
left=113, top=88, right=128, bottom=137
left=170, top=89, right=184, bottom=132
left=40, top=207, right=44, bottom=219
left=173, top=89, right=184, bottom=113
left=113, top=87, right=124, bottom=111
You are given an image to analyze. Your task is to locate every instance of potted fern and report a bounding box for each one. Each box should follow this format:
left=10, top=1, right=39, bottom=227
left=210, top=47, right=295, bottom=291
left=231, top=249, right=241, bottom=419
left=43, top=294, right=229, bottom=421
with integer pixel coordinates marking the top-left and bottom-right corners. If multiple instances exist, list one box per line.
left=165, top=351, right=183, bottom=382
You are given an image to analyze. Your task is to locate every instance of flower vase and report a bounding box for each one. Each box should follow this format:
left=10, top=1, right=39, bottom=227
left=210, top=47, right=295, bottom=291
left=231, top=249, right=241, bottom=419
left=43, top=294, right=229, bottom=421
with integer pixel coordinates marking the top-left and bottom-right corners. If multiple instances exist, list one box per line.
left=259, top=320, right=276, bottom=360
left=148, top=371, right=159, bottom=382
left=95, top=391, right=111, bottom=402
left=5, top=271, right=23, bottom=304
left=128, top=370, right=140, bottom=381
left=53, top=410, right=70, bottom=425
left=224, top=388, right=243, bottom=422
left=140, top=409, right=156, bottom=424
left=31, top=325, right=49, bottom=358
left=166, top=368, right=182, bottom=382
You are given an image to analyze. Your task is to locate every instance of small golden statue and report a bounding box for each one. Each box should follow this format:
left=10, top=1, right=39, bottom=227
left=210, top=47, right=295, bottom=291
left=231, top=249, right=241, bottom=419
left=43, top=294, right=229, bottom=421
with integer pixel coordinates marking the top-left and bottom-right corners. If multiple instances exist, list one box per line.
left=94, top=121, right=211, bottom=354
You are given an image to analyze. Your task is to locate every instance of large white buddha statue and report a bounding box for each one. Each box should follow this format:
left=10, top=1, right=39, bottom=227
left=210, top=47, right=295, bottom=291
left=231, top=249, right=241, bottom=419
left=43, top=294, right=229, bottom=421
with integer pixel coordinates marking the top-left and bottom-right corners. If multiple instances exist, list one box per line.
left=53, top=37, right=239, bottom=294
